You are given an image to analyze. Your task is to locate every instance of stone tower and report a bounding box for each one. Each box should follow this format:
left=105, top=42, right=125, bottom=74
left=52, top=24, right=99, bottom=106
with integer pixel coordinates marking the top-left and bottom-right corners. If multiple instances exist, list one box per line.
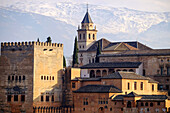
left=77, top=8, right=97, bottom=51
left=0, top=41, right=63, bottom=113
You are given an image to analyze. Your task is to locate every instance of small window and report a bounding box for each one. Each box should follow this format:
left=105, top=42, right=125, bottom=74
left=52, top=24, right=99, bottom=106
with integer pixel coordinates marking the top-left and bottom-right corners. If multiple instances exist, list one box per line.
left=47, top=76, right=49, bottom=80
left=8, top=76, right=10, bottom=81
left=134, top=82, right=137, bottom=90
left=79, top=34, right=81, bottom=40
left=43, top=49, right=47, bottom=51
left=12, top=76, right=14, bottom=81
left=166, top=85, right=169, bottom=90
left=83, top=108, right=85, bottom=111
left=41, top=76, right=43, bottom=80
left=141, top=102, right=144, bottom=106
left=41, top=95, right=43, bottom=102
left=115, top=102, right=117, bottom=105
left=145, top=102, right=148, bottom=106
left=89, top=34, right=91, bottom=39
left=128, top=82, right=130, bottom=90
left=19, top=76, right=21, bottom=82
left=7, top=95, right=11, bottom=102
left=157, top=102, right=160, bottom=105
left=51, top=95, right=54, bottom=102
left=49, top=49, right=53, bottom=51
left=44, top=76, right=46, bottom=80
left=83, top=45, right=84, bottom=48
left=121, top=108, right=123, bottom=111
left=50, top=76, right=51, bottom=80
left=72, top=83, right=75, bottom=88
left=23, top=76, right=25, bottom=80
left=21, top=95, right=25, bottom=102
left=141, top=82, right=143, bottom=90
left=150, top=103, right=153, bottom=107
left=52, top=76, right=54, bottom=80
left=80, top=45, right=81, bottom=48
left=152, top=84, right=154, bottom=91
left=83, top=34, right=85, bottom=39
left=147, top=108, right=149, bottom=112
left=15, top=76, right=18, bottom=81
left=14, top=95, right=18, bottom=101
left=46, top=96, right=49, bottom=102
left=110, top=108, right=112, bottom=111
left=93, top=34, right=95, bottom=40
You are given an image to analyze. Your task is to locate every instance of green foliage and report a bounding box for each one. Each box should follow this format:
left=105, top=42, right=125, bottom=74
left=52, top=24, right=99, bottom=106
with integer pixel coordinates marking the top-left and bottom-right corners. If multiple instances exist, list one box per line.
left=95, top=41, right=101, bottom=63
left=72, top=36, right=79, bottom=67
left=46, top=36, right=52, bottom=43
left=37, top=38, right=40, bottom=42
left=63, top=55, right=66, bottom=68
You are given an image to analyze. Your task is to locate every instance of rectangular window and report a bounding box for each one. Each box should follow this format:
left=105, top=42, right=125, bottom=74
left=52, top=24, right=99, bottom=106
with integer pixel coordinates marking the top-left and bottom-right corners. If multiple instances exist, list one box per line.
left=51, top=95, right=54, bottom=102
left=21, top=95, right=25, bottom=102
left=52, top=76, right=54, bottom=80
left=46, top=96, right=49, bottom=102
left=19, top=76, right=21, bottom=82
left=72, top=83, right=75, bottom=88
left=8, top=76, right=10, bottom=81
left=83, top=98, right=88, bottom=105
left=141, top=82, right=143, bottom=90
left=128, top=83, right=130, bottom=90
left=44, top=76, right=46, bottom=80
left=23, top=76, right=25, bottom=80
left=134, top=82, right=137, bottom=90
left=12, top=76, right=14, bottom=81
left=41, top=76, right=43, bottom=80
left=41, top=95, right=43, bottom=102
left=152, top=84, right=154, bottom=91
left=14, top=95, right=18, bottom=101
left=167, top=67, right=169, bottom=75
left=161, top=67, right=163, bottom=75
left=7, top=95, right=11, bottom=102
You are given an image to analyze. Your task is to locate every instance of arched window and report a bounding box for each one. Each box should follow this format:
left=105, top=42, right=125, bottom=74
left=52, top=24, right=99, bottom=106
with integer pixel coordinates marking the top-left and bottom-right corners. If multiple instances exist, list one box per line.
left=102, top=70, right=107, bottom=76
left=47, top=76, right=49, bottom=80
left=128, top=82, right=130, bottom=90
left=79, top=45, right=81, bottom=48
left=141, top=102, right=144, bottom=106
left=89, top=34, right=91, bottom=39
left=152, top=84, right=154, bottom=91
left=129, top=69, right=134, bottom=72
left=83, top=34, right=85, bottom=39
left=141, top=82, right=143, bottom=90
left=96, top=70, right=101, bottom=78
left=134, top=82, right=137, bottom=90
left=89, top=59, right=91, bottom=64
left=15, top=76, right=18, bottom=81
left=116, top=69, right=121, bottom=72
left=92, top=58, right=95, bottom=63
left=150, top=103, right=153, bottom=107
left=123, top=69, right=127, bottom=72
left=23, top=75, right=25, bottom=80
left=90, top=70, right=95, bottom=78
left=79, top=34, right=81, bottom=40
left=145, top=102, right=148, bottom=106
left=108, top=69, right=115, bottom=74
left=8, top=76, right=10, bottom=81
left=127, top=101, right=131, bottom=108
left=93, top=34, right=95, bottom=40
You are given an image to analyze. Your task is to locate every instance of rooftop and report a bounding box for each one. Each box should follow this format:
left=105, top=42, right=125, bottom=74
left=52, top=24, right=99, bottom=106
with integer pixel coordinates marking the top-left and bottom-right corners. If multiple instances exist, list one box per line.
left=73, top=85, right=122, bottom=93
left=81, top=11, right=93, bottom=23
left=80, top=62, right=142, bottom=69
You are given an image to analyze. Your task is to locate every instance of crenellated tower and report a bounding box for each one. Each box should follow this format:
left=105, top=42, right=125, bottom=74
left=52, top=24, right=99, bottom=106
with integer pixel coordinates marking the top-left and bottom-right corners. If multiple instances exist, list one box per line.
left=77, top=8, right=97, bottom=51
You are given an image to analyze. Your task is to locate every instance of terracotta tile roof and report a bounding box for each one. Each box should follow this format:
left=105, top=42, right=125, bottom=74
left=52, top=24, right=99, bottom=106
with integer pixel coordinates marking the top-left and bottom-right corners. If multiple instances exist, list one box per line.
left=73, top=85, right=122, bottom=93
left=80, top=62, right=142, bottom=69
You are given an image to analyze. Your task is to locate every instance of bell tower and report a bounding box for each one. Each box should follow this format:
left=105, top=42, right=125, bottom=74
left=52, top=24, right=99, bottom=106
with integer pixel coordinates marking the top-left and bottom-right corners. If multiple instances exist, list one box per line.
left=77, top=5, right=97, bottom=51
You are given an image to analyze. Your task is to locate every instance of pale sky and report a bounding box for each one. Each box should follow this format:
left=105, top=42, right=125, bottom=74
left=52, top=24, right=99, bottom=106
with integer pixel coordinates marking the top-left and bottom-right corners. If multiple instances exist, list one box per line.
left=0, top=0, right=170, bottom=12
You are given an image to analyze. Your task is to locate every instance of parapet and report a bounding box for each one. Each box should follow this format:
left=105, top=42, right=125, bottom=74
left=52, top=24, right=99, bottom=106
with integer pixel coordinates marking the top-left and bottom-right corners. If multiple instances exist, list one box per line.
left=1, top=41, right=63, bottom=48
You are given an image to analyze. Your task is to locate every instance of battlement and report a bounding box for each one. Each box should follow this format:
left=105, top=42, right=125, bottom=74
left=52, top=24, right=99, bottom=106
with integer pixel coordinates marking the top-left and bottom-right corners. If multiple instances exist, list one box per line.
left=1, top=41, right=63, bottom=48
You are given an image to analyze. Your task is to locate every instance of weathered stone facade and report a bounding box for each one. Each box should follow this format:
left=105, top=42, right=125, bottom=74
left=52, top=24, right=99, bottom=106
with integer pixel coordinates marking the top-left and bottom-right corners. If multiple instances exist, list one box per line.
left=0, top=41, right=63, bottom=113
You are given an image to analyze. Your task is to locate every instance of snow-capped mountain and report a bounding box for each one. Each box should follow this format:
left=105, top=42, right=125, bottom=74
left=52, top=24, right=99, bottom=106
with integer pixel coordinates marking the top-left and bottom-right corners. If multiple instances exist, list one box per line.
left=0, top=1, right=170, bottom=57
left=0, top=1, right=169, bottom=34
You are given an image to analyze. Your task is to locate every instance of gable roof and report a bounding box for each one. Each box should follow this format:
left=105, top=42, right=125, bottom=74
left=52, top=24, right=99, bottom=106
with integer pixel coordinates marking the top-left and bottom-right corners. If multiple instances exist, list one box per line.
left=102, top=72, right=158, bottom=83
left=125, top=91, right=139, bottom=97
left=80, top=62, right=142, bottom=69
left=73, top=85, right=122, bottom=93
left=81, top=12, right=93, bottom=23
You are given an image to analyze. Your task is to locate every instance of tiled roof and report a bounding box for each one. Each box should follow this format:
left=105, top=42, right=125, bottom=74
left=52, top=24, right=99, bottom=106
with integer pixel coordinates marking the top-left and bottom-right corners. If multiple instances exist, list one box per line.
left=80, top=62, right=142, bottom=69
left=112, top=92, right=169, bottom=101
left=125, top=91, right=139, bottom=97
left=99, top=49, right=170, bottom=57
left=81, top=12, right=93, bottom=23
left=73, top=85, right=122, bottom=93
left=71, top=77, right=101, bottom=81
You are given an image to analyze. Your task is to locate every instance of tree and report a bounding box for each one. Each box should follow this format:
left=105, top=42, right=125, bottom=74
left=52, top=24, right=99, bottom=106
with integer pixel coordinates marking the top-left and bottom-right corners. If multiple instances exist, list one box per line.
left=72, top=36, right=79, bottom=67
left=46, top=36, right=52, bottom=43
left=95, top=41, right=101, bottom=63
left=63, top=55, right=66, bottom=68
left=37, top=38, right=40, bottom=42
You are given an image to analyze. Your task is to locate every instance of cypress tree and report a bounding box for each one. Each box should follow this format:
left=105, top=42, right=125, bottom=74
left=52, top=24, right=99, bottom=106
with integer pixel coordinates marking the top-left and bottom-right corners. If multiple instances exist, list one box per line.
left=46, top=36, right=52, bottom=43
left=63, top=56, right=66, bottom=68
left=95, top=41, right=101, bottom=63
left=37, top=38, right=40, bottom=42
left=72, top=36, right=79, bottom=67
